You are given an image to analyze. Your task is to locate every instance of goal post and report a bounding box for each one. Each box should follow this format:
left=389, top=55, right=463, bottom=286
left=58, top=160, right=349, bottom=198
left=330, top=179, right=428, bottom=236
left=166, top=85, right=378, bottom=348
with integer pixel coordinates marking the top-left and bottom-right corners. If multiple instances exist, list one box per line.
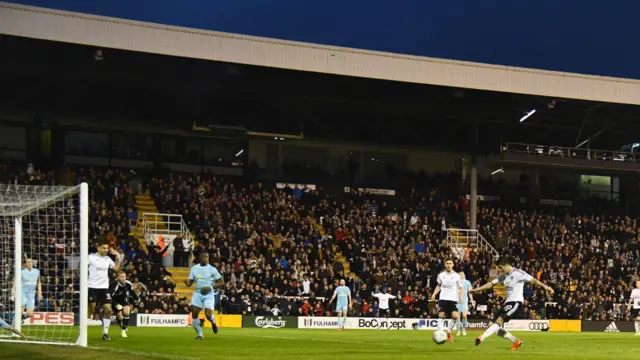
left=0, top=183, right=88, bottom=347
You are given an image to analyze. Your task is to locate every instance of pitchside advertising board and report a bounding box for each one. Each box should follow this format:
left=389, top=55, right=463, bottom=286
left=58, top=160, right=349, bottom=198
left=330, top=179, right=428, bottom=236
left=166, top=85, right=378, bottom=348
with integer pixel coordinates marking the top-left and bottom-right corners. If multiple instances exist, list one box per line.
left=582, top=321, right=636, bottom=333
left=243, top=316, right=298, bottom=329
left=137, top=314, right=190, bottom=327
left=22, top=312, right=75, bottom=326
left=297, top=317, right=550, bottom=331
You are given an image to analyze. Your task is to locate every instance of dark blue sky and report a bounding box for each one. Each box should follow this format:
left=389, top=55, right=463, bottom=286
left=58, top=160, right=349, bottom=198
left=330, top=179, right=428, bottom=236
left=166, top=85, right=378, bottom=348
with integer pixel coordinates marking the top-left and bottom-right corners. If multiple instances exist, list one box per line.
left=9, top=0, right=640, bottom=79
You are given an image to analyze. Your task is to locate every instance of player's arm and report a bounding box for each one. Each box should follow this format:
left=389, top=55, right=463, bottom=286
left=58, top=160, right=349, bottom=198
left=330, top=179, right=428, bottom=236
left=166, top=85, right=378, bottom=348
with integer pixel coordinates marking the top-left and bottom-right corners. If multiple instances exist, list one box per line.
left=37, top=276, right=43, bottom=301
left=129, top=282, right=141, bottom=303
left=430, top=284, right=441, bottom=301
left=348, top=290, right=352, bottom=309
left=329, top=290, right=337, bottom=304
left=109, top=248, right=121, bottom=271
left=184, top=267, right=194, bottom=287
left=469, top=282, right=494, bottom=294
left=213, top=277, right=224, bottom=290
left=458, top=282, right=464, bottom=304
left=528, top=276, right=554, bottom=294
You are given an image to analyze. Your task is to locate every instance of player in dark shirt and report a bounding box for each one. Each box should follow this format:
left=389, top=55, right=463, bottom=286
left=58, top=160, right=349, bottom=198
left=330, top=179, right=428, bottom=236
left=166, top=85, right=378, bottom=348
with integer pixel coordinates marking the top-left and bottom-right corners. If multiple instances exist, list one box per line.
left=109, top=270, right=140, bottom=338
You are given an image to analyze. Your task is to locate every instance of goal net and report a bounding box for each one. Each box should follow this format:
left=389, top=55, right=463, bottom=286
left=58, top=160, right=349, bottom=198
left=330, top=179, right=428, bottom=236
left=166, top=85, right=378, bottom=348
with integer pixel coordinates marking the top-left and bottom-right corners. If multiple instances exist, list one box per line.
left=0, top=183, right=88, bottom=346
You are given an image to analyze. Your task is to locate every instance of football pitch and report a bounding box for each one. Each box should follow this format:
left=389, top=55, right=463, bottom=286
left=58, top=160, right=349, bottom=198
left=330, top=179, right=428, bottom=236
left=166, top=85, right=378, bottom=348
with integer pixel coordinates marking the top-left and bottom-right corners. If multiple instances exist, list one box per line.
left=3, top=328, right=639, bottom=360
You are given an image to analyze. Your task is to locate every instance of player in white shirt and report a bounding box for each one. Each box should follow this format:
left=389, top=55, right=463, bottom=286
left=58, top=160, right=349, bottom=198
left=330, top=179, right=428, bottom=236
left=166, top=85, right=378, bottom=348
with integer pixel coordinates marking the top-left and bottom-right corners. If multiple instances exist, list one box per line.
left=430, top=258, right=463, bottom=342
left=88, top=238, right=121, bottom=341
left=627, top=280, right=640, bottom=336
left=371, top=287, right=396, bottom=319
left=470, top=257, right=554, bottom=351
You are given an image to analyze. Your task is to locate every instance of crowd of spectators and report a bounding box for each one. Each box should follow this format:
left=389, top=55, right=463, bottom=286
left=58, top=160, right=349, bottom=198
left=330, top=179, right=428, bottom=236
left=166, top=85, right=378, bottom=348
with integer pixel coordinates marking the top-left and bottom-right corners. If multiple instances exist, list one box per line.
left=3, top=160, right=640, bottom=323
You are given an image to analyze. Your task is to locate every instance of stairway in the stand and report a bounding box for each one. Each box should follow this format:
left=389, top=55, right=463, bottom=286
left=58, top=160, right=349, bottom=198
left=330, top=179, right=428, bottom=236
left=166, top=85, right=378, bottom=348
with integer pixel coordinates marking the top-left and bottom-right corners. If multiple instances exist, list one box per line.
left=128, top=193, right=161, bottom=252
left=309, top=217, right=350, bottom=276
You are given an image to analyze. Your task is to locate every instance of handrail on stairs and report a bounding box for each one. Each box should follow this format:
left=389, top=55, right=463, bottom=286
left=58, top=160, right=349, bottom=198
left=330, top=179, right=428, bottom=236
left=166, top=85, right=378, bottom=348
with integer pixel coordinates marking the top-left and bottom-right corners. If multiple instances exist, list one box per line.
left=446, top=228, right=499, bottom=260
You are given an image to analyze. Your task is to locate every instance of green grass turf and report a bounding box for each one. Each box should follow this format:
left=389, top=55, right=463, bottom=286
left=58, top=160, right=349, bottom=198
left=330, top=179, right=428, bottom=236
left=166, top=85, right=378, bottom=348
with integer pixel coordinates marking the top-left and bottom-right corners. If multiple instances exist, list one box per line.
left=2, top=327, right=639, bottom=360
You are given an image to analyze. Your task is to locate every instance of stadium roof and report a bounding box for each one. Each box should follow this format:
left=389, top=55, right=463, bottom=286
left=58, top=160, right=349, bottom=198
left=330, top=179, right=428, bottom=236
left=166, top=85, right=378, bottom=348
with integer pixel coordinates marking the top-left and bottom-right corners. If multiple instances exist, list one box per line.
left=1, top=2, right=639, bottom=107
left=1, top=2, right=640, bottom=155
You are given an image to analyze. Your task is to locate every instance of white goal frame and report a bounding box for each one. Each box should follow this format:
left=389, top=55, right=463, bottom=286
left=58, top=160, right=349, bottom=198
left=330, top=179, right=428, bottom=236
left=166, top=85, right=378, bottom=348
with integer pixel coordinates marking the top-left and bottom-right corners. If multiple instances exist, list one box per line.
left=0, top=183, right=88, bottom=347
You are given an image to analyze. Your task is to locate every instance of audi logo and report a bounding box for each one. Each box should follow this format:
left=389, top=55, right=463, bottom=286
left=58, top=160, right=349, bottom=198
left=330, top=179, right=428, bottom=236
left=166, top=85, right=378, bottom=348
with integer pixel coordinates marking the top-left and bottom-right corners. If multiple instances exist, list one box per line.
left=528, top=322, right=549, bottom=330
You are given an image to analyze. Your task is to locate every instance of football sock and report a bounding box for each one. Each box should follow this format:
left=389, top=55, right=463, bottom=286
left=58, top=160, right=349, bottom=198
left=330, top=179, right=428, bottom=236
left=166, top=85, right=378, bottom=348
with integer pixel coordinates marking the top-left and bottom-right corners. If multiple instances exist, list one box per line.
left=480, top=323, right=500, bottom=340
left=102, top=317, right=110, bottom=334
left=497, top=328, right=518, bottom=343
left=206, top=314, right=216, bottom=325
left=122, top=316, right=130, bottom=330
left=447, top=318, right=456, bottom=332
left=437, top=318, right=444, bottom=331
left=456, top=319, right=461, bottom=332
left=462, top=318, right=468, bottom=330
left=635, top=321, right=639, bottom=334
left=193, top=319, right=203, bottom=337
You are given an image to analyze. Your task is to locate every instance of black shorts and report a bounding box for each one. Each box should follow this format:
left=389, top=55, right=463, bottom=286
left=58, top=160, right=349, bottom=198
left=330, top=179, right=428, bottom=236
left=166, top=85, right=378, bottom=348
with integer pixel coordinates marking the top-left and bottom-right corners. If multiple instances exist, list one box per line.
left=378, top=308, right=390, bottom=317
left=493, top=301, right=524, bottom=324
left=631, top=308, right=640, bottom=319
left=438, top=300, right=458, bottom=316
left=112, top=297, right=131, bottom=311
left=88, top=288, right=111, bottom=305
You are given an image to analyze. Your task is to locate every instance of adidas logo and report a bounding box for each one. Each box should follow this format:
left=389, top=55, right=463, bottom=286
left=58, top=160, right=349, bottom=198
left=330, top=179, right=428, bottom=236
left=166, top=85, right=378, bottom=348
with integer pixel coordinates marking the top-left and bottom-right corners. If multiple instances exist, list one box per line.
left=604, top=322, right=619, bottom=332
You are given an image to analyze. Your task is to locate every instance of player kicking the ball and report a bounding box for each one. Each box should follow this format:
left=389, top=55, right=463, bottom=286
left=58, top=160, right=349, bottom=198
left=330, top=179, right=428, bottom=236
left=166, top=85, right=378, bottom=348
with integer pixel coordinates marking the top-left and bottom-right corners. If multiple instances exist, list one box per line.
left=430, top=258, right=463, bottom=343
left=109, top=270, right=140, bottom=338
left=329, top=279, right=352, bottom=331
left=185, top=253, right=224, bottom=340
left=469, top=257, right=554, bottom=351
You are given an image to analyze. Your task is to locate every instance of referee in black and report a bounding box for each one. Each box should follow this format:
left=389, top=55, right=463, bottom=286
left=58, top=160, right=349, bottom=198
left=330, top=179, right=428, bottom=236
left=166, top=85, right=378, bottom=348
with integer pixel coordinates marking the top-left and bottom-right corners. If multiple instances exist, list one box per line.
left=109, top=270, right=140, bottom=338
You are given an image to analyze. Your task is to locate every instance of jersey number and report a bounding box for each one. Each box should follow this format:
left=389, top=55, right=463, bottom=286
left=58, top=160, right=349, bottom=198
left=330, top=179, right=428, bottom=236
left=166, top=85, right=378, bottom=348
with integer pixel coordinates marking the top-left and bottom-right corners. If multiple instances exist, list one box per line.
left=503, top=304, right=513, bottom=312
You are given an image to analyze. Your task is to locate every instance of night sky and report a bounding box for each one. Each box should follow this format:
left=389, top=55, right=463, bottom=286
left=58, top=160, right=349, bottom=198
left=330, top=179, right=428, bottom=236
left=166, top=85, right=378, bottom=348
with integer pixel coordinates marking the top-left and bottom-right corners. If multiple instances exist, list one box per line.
left=8, top=0, right=640, bottom=79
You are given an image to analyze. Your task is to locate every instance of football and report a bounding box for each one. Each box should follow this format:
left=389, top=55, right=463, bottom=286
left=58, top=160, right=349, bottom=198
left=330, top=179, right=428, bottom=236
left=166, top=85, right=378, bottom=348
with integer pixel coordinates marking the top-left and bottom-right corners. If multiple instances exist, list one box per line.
left=432, top=330, right=448, bottom=345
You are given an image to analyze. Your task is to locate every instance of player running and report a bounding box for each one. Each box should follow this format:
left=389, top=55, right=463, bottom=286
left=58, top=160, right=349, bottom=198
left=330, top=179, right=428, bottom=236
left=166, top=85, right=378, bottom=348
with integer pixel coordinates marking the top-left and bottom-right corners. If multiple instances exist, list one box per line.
left=20, top=258, right=42, bottom=323
left=109, top=270, right=140, bottom=338
left=329, top=279, right=352, bottom=331
left=456, top=271, right=473, bottom=336
left=469, top=257, right=554, bottom=351
left=430, top=258, right=462, bottom=342
left=88, top=238, right=121, bottom=340
left=185, top=253, right=224, bottom=340
left=628, top=280, right=640, bottom=336
left=0, top=316, right=25, bottom=338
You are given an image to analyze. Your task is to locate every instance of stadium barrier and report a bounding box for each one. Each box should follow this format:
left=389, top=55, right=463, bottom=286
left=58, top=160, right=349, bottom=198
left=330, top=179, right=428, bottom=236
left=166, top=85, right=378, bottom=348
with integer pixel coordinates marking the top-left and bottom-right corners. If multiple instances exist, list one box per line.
left=582, top=320, right=635, bottom=332
left=297, top=317, right=550, bottom=331
left=243, top=316, right=298, bottom=329
left=137, top=314, right=190, bottom=327
left=549, top=320, right=581, bottom=332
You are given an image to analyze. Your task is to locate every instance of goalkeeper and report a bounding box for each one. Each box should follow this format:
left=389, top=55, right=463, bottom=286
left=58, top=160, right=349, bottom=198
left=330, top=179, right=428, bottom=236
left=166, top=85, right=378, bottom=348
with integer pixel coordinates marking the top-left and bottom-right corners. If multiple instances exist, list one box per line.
left=109, top=270, right=140, bottom=338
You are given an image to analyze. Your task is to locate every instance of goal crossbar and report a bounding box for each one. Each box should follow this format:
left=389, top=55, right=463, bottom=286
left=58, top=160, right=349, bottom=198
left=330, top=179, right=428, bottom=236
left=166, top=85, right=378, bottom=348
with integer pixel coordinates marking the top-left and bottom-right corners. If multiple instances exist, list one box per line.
left=0, top=184, right=82, bottom=218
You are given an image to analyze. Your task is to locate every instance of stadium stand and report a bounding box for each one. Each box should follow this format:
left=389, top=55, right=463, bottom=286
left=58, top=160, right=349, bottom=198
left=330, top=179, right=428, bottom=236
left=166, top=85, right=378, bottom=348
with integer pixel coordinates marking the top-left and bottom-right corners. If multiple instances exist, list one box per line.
left=2, top=153, right=639, bottom=323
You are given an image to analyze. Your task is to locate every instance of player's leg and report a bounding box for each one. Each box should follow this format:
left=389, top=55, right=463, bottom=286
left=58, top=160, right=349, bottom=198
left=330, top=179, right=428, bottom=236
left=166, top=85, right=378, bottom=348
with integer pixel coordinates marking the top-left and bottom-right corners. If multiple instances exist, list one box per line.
left=461, top=310, right=468, bottom=336
left=436, top=301, right=446, bottom=331
left=476, top=318, right=503, bottom=345
left=191, top=293, right=205, bottom=339
left=336, top=311, right=343, bottom=331
left=634, top=310, right=640, bottom=335
left=0, top=317, right=24, bottom=338
left=456, top=303, right=463, bottom=335
left=120, top=305, right=131, bottom=338
left=448, top=310, right=459, bottom=335
left=101, top=292, right=114, bottom=341
left=88, top=288, right=99, bottom=323
left=21, top=293, right=35, bottom=323
left=203, top=291, right=218, bottom=334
